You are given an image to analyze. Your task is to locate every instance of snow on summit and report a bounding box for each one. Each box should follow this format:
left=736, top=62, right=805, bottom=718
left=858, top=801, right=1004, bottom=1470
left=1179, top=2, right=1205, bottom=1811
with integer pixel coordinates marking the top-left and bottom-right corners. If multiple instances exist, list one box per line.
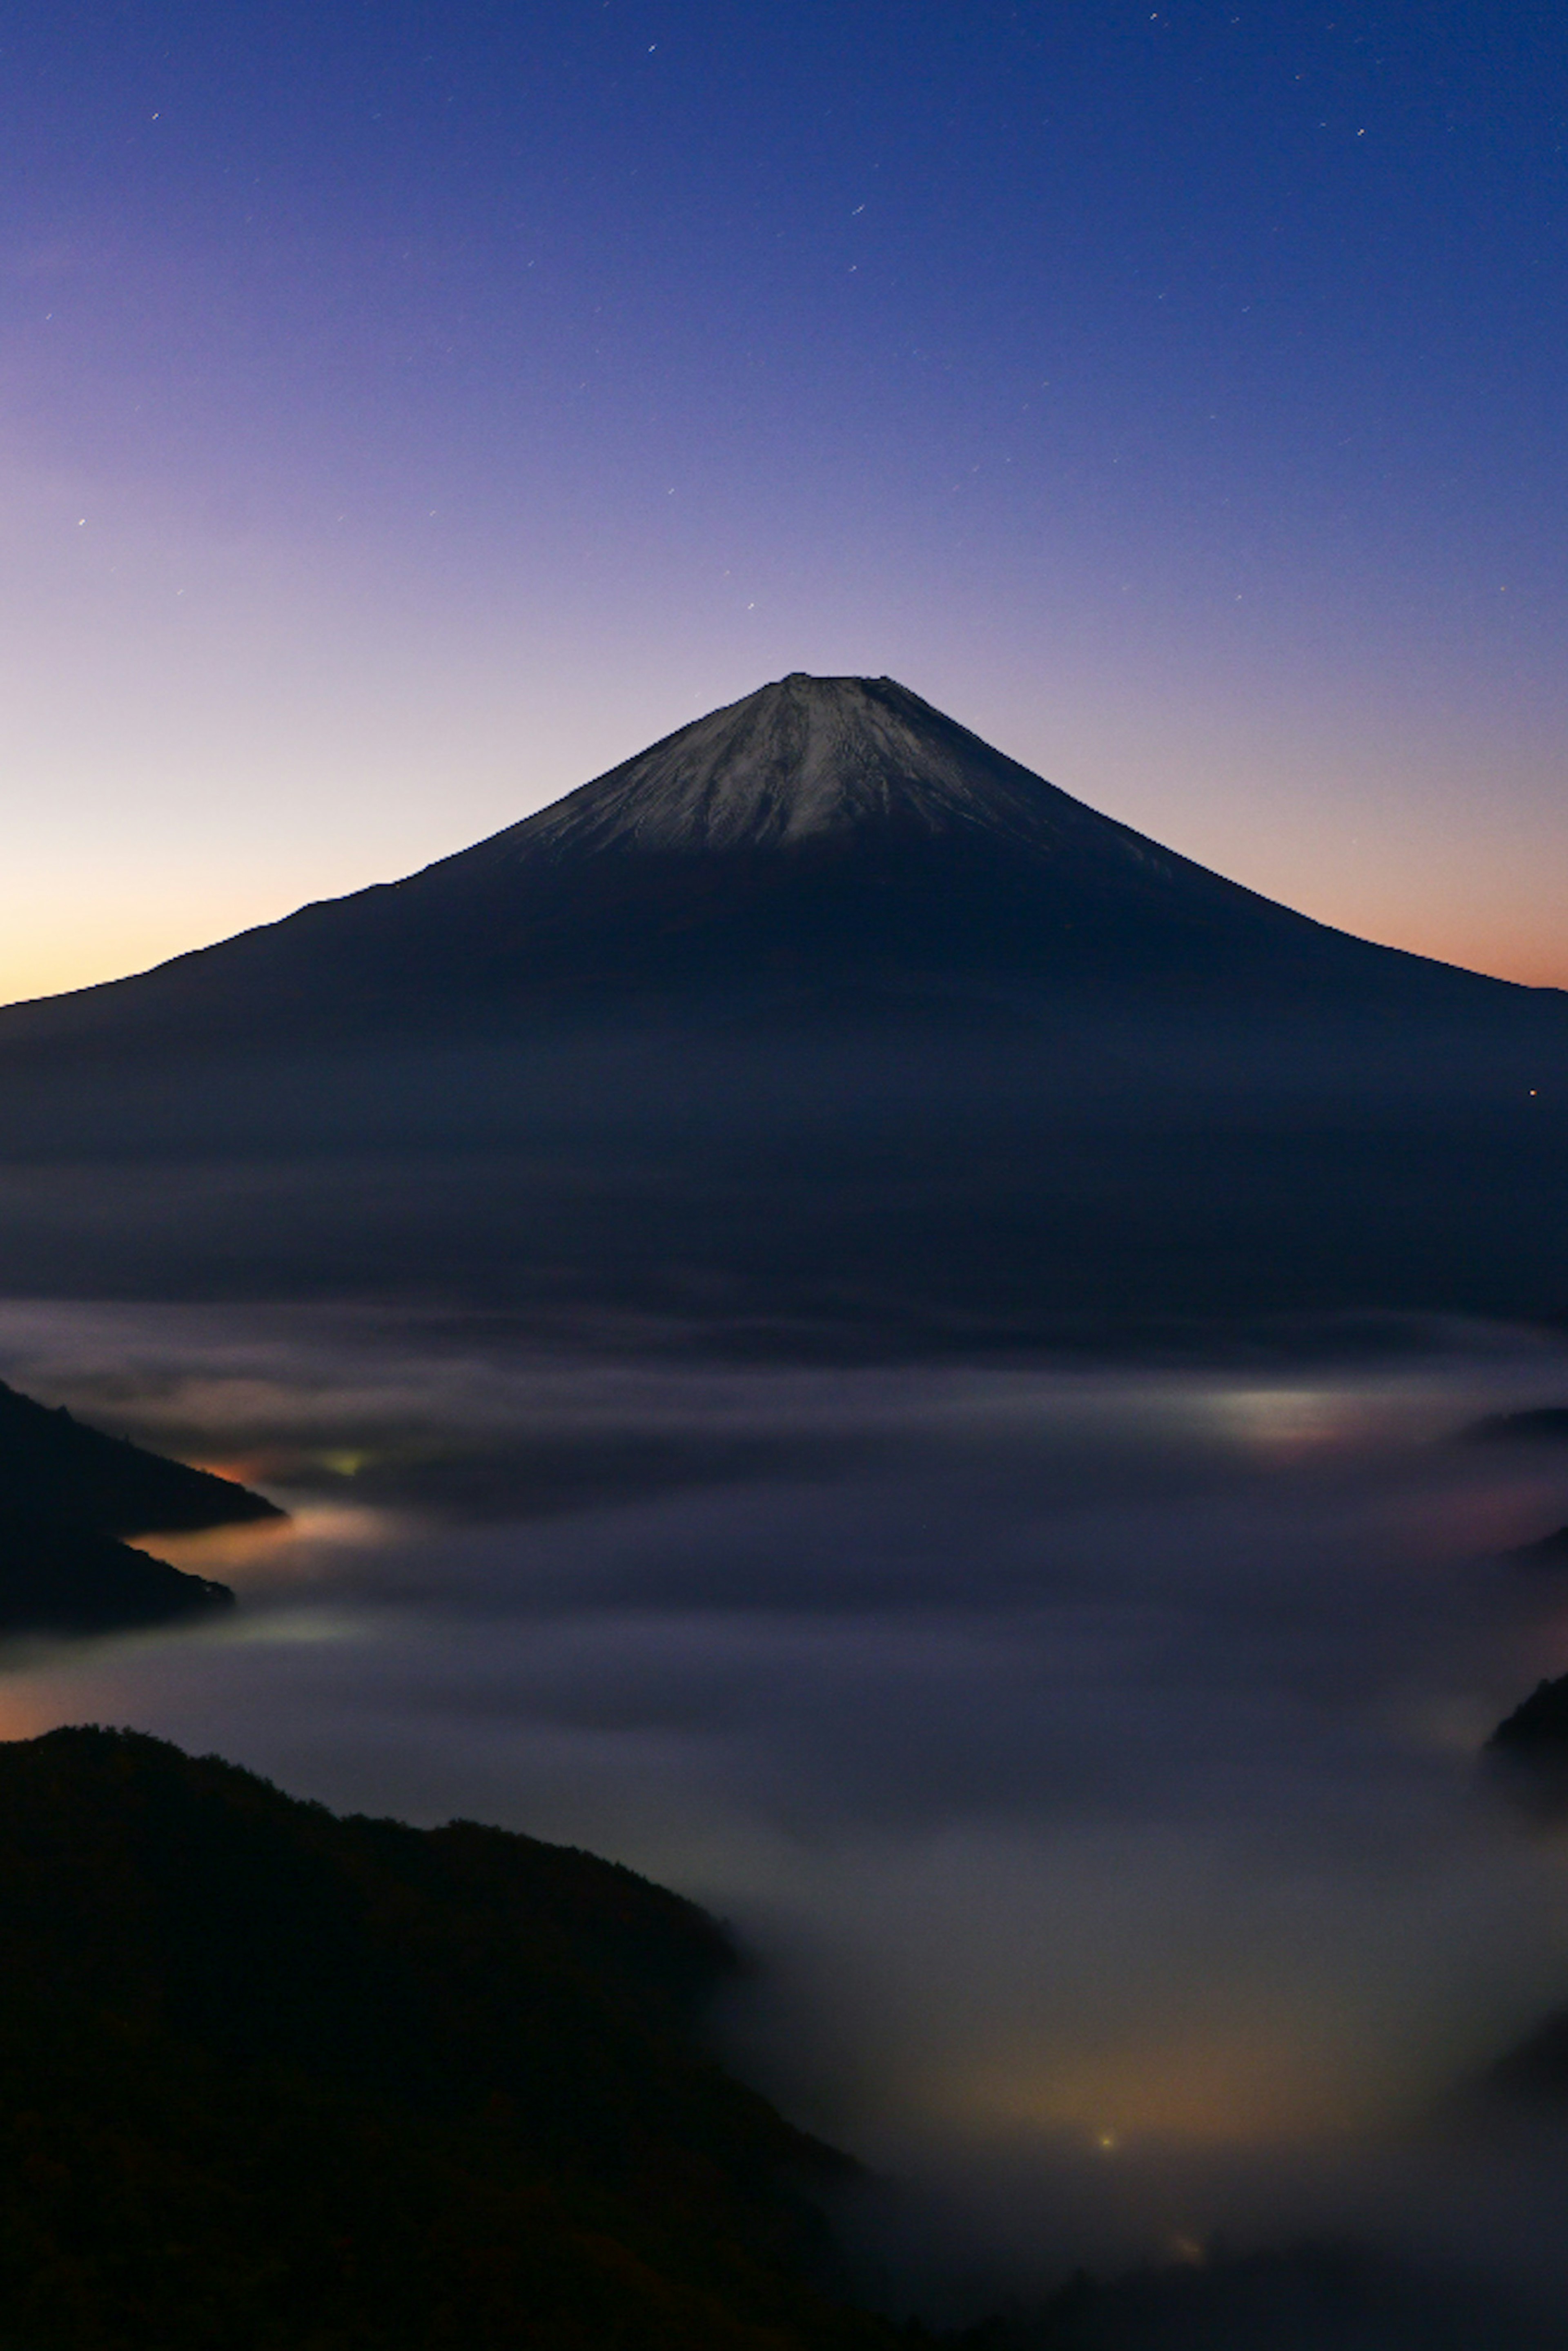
left=508, top=672, right=1099, bottom=858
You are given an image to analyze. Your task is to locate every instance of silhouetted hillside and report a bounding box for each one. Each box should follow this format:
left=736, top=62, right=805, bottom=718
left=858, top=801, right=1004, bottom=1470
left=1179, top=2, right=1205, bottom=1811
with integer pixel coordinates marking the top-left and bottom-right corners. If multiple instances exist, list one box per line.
left=0, top=1382, right=270, bottom=1634
left=1480, top=1671, right=1568, bottom=1820
left=1466, top=1407, right=1568, bottom=1444
left=0, top=1379, right=279, bottom=1537
left=1508, top=1526, right=1568, bottom=1566
left=0, top=1727, right=900, bottom=2351
left=0, top=1511, right=231, bottom=1636
left=1486, top=1673, right=1568, bottom=1766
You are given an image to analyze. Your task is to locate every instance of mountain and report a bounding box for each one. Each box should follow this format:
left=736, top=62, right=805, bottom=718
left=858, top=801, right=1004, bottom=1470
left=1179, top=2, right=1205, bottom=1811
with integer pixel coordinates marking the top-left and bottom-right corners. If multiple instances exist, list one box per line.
left=1481, top=1672, right=1568, bottom=1816
left=0, top=1515, right=233, bottom=1636
left=0, top=1381, right=274, bottom=1633
left=0, top=1726, right=898, bottom=2351
left=0, top=672, right=1564, bottom=1330
left=0, top=673, right=1539, bottom=1052
left=0, top=1379, right=279, bottom=1539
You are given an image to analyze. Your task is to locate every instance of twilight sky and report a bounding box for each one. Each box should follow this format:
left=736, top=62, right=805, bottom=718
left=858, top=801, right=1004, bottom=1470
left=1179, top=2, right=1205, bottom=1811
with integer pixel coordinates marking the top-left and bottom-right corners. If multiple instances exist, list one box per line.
left=2, top=0, right=1564, bottom=1004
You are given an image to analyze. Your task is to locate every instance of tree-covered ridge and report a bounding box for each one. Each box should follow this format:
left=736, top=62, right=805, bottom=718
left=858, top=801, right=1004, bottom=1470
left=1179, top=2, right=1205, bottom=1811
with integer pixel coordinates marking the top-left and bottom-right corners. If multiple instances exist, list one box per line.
left=0, top=1727, right=900, bottom=2351
left=0, top=1379, right=274, bottom=1633
left=0, top=1378, right=279, bottom=1537
left=0, top=1511, right=231, bottom=1635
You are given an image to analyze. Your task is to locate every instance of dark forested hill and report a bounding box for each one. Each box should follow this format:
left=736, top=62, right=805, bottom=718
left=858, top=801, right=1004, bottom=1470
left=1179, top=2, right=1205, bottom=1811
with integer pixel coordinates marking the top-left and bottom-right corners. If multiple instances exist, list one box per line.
left=0, top=1379, right=278, bottom=1539
left=0, top=1727, right=900, bottom=2351
left=0, top=1383, right=274, bottom=1635
left=0, top=1512, right=232, bottom=1637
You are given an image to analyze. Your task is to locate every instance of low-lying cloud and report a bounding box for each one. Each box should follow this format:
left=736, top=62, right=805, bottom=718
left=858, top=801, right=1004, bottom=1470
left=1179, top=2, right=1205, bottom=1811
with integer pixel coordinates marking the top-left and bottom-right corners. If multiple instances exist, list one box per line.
left=6, top=1299, right=1568, bottom=2316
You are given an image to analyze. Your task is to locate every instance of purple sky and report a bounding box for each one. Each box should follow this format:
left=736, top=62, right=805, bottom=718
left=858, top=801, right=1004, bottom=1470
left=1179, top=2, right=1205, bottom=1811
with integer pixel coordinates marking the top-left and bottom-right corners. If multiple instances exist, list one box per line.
left=2, top=0, right=1564, bottom=1002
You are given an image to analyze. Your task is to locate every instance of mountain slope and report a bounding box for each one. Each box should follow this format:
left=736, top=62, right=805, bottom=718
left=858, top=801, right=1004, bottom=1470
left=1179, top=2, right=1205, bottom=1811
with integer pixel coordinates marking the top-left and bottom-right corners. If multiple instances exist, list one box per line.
left=0, top=1378, right=279, bottom=1539
left=0, top=673, right=1539, bottom=1056
left=0, top=1382, right=269, bottom=1632
left=0, top=1512, right=232, bottom=1635
left=0, top=1726, right=896, bottom=2351
left=0, top=673, right=1564, bottom=1328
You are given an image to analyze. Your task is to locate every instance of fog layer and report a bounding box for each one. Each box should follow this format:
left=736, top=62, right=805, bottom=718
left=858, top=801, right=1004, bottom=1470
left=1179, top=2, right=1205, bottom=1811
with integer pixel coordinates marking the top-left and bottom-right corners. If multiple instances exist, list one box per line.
left=4, top=1301, right=1568, bottom=2311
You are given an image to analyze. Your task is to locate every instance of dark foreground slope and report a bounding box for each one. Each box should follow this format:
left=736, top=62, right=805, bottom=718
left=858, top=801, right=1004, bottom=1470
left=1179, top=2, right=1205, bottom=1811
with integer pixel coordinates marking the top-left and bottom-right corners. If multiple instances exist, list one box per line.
left=2, top=1731, right=1562, bottom=2351
left=2, top=673, right=1564, bottom=1329
left=0, top=1727, right=896, bottom=2351
left=0, top=1382, right=274, bottom=1634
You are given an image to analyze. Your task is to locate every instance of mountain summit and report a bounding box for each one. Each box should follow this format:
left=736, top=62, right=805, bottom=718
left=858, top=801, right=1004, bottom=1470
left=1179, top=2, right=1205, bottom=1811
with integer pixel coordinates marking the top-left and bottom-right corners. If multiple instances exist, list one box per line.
left=512, top=671, right=1131, bottom=853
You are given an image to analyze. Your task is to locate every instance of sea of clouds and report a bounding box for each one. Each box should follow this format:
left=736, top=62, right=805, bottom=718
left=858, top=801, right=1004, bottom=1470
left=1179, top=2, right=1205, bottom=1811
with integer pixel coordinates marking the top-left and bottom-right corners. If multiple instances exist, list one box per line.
left=4, top=1299, right=1568, bottom=2315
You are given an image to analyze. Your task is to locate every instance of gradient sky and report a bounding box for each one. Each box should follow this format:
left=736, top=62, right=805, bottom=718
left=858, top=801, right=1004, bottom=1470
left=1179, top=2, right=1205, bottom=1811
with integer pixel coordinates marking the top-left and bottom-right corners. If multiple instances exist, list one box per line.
left=2, top=0, right=1564, bottom=1003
